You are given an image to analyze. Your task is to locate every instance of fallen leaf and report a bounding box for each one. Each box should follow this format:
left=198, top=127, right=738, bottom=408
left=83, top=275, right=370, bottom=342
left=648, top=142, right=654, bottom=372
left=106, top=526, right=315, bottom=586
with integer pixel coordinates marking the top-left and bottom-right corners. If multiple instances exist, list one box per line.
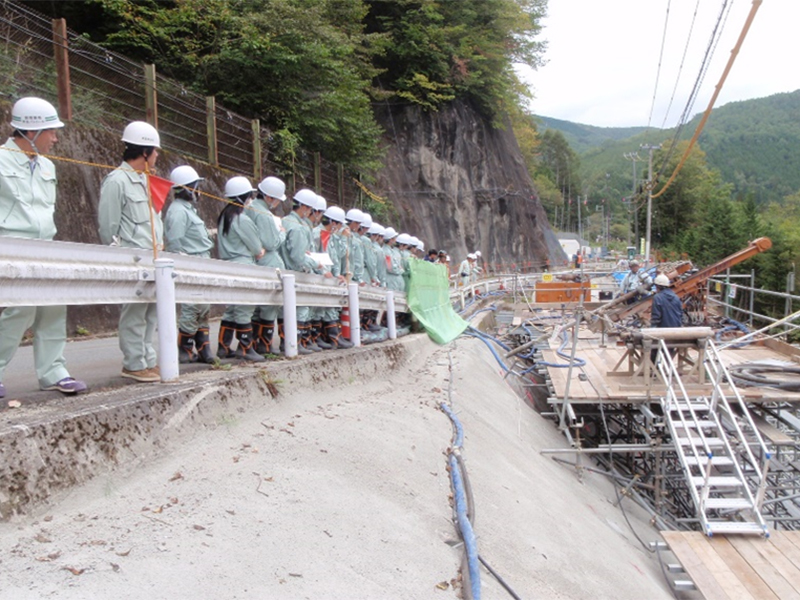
left=115, top=549, right=131, bottom=557
left=34, top=533, right=52, bottom=544
left=152, top=506, right=163, bottom=514
left=35, top=551, right=61, bottom=562
left=192, top=524, right=206, bottom=531
left=63, top=566, right=85, bottom=576
left=110, top=562, right=120, bottom=572
left=232, top=456, right=240, bottom=463
left=432, top=387, right=441, bottom=393
left=43, top=516, right=53, bottom=522
left=169, top=497, right=178, bottom=505
left=7, top=400, right=21, bottom=408
left=169, top=472, right=183, bottom=482
left=435, top=581, right=450, bottom=590
left=289, top=573, right=303, bottom=578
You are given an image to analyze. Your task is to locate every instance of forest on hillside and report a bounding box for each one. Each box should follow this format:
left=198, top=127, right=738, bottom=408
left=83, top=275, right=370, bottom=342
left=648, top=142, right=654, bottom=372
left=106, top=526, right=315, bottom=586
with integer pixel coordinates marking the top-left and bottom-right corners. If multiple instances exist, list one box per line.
left=25, top=0, right=546, bottom=172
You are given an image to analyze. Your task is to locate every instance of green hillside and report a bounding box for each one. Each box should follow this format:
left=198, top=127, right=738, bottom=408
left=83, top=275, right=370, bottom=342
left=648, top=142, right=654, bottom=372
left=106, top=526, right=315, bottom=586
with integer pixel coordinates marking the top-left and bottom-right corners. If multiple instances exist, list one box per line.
left=536, top=116, right=647, bottom=155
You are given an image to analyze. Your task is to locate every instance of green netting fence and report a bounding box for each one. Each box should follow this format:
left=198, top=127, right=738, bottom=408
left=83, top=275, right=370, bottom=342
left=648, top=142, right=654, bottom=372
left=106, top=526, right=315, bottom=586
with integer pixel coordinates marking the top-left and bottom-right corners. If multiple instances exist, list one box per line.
left=407, top=259, right=468, bottom=344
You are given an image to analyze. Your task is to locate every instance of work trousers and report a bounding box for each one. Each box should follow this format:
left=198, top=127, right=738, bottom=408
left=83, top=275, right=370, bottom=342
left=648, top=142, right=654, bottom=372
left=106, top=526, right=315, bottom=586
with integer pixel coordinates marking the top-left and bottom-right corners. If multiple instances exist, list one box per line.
left=254, top=304, right=281, bottom=322
left=222, top=304, right=256, bottom=326
left=178, top=303, right=210, bottom=335
left=0, top=305, right=69, bottom=387
left=119, top=303, right=158, bottom=372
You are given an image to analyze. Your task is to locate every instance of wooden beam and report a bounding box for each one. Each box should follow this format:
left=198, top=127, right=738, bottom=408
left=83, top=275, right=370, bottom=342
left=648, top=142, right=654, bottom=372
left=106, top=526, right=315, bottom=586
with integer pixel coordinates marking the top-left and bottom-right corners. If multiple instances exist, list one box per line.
left=144, top=63, right=158, bottom=128
left=51, top=18, right=72, bottom=121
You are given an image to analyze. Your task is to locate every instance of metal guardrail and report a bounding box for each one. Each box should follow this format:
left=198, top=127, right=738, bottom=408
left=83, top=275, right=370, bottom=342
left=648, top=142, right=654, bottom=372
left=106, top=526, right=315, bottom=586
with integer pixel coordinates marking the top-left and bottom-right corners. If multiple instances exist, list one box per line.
left=0, top=237, right=407, bottom=312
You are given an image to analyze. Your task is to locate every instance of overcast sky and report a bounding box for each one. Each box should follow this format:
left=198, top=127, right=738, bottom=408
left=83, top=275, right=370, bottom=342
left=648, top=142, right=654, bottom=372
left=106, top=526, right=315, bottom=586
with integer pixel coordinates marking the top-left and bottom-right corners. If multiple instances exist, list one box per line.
left=518, top=1, right=800, bottom=128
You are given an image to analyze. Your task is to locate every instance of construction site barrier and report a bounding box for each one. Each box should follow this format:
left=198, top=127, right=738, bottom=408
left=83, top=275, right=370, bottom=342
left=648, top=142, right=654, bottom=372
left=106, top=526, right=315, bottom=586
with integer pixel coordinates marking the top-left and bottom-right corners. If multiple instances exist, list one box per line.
left=407, top=260, right=468, bottom=344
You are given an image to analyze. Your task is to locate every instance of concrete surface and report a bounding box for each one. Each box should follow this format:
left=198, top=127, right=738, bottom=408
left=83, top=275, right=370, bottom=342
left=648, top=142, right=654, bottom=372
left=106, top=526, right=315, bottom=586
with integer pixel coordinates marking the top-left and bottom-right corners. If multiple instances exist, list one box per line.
left=0, top=329, right=674, bottom=599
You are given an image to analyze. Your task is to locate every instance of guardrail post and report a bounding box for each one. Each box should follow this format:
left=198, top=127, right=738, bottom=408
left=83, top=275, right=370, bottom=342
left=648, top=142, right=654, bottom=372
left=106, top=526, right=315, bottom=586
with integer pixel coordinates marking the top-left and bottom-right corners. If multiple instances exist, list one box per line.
left=282, top=273, right=298, bottom=358
left=348, top=283, right=361, bottom=347
left=386, top=290, right=397, bottom=340
left=155, top=258, right=179, bottom=382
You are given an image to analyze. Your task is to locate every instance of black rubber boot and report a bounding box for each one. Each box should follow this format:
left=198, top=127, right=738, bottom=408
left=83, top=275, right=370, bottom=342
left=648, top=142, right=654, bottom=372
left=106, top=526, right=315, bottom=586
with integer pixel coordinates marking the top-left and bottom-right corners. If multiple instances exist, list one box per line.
left=260, top=320, right=275, bottom=355
left=217, top=320, right=237, bottom=359
left=311, top=320, right=332, bottom=350
left=300, top=322, right=321, bottom=352
left=235, top=325, right=266, bottom=362
left=194, top=327, right=216, bottom=364
left=296, top=323, right=313, bottom=356
left=178, top=329, right=196, bottom=364
left=324, top=321, right=353, bottom=349
left=278, top=318, right=285, bottom=353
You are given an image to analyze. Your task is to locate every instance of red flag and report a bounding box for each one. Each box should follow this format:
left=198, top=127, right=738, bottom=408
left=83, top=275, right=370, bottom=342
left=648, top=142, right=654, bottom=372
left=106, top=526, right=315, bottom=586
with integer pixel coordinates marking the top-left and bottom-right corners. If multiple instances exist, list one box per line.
left=148, top=174, right=173, bottom=214
left=385, top=255, right=392, bottom=269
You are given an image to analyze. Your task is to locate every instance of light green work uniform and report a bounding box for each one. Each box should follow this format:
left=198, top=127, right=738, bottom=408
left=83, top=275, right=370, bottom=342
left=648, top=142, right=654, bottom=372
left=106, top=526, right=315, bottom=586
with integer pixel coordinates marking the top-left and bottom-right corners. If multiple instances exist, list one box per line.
left=400, top=248, right=412, bottom=291
left=361, top=233, right=378, bottom=285
left=218, top=210, right=262, bottom=324
left=384, top=244, right=405, bottom=292
left=373, top=239, right=387, bottom=287
left=347, top=228, right=365, bottom=283
left=0, top=138, right=70, bottom=387
left=98, top=161, right=164, bottom=372
left=250, top=197, right=285, bottom=322
left=280, top=211, right=317, bottom=322
left=164, top=197, right=214, bottom=334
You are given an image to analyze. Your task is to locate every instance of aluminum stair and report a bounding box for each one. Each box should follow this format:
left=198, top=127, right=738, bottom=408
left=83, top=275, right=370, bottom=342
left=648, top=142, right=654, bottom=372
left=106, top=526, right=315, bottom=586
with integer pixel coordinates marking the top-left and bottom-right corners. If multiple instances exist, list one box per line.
left=655, top=338, right=771, bottom=537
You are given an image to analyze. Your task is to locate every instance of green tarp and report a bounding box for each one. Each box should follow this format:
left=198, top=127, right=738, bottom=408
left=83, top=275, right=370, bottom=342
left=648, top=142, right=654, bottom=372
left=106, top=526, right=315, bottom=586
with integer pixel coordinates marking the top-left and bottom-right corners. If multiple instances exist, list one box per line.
left=406, top=259, right=468, bottom=344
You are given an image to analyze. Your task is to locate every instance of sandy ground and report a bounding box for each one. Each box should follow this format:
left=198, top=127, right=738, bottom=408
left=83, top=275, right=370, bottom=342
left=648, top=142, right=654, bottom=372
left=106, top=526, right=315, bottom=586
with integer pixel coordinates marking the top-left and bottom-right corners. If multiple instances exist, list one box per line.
left=0, top=336, right=674, bottom=599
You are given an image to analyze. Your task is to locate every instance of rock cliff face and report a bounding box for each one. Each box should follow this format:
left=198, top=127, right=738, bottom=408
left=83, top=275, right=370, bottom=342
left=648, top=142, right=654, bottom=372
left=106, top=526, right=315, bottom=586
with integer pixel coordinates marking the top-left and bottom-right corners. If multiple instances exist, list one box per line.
left=373, top=99, right=565, bottom=270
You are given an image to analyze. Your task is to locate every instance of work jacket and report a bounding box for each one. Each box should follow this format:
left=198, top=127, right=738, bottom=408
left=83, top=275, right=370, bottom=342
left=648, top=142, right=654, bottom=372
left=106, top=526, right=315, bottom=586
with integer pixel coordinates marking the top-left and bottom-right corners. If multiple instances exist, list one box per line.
left=362, top=233, right=378, bottom=284
left=384, top=244, right=405, bottom=291
left=98, top=162, right=163, bottom=249
left=281, top=211, right=316, bottom=273
left=164, top=198, right=213, bottom=257
left=373, top=239, right=387, bottom=286
left=217, top=211, right=261, bottom=264
left=250, top=196, right=285, bottom=269
left=651, top=288, right=683, bottom=328
left=0, top=138, right=58, bottom=240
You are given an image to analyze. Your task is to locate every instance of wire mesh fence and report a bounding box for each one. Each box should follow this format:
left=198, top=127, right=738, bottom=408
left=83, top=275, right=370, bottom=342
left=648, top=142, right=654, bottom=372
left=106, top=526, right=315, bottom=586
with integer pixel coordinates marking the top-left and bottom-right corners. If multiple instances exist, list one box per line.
left=0, top=0, right=365, bottom=207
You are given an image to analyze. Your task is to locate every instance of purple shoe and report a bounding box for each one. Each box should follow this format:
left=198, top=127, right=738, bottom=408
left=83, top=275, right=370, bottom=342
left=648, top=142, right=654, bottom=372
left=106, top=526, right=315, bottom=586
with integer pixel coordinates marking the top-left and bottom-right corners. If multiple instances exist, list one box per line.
left=41, top=377, right=88, bottom=394
left=0, top=382, right=5, bottom=399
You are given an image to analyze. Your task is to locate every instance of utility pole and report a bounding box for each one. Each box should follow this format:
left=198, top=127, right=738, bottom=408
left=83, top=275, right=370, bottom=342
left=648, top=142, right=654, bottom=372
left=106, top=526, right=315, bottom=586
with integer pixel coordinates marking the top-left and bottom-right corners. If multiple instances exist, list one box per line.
left=640, top=144, right=661, bottom=265
left=623, top=152, right=642, bottom=247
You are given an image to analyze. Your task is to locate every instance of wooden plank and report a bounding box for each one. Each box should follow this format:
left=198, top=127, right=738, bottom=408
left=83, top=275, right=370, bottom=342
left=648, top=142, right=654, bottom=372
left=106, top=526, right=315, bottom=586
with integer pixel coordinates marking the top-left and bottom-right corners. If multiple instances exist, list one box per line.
left=769, top=532, right=800, bottom=578
left=727, top=536, right=800, bottom=600
left=683, top=532, right=756, bottom=600
left=662, top=531, right=731, bottom=600
left=750, top=413, right=795, bottom=445
left=779, top=531, right=800, bottom=554
left=709, top=536, right=778, bottom=600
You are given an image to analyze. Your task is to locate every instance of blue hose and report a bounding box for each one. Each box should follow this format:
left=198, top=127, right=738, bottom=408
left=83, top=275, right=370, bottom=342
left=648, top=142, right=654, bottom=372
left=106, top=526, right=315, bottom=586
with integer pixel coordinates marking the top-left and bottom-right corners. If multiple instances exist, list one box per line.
left=441, top=403, right=481, bottom=600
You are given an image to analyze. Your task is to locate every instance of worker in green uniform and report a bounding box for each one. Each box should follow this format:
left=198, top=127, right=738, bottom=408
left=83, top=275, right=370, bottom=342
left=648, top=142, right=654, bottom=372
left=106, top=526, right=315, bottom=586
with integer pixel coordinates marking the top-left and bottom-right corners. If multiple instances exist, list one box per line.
left=281, top=188, right=327, bottom=354
left=309, top=194, right=333, bottom=350
left=250, top=175, right=287, bottom=355
left=164, top=165, right=215, bottom=364
left=98, top=121, right=164, bottom=383
left=216, top=176, right=265, bottom=362
left=0, top=97, right=87, bottom=398
left=322, top=206, right=354, bottom=349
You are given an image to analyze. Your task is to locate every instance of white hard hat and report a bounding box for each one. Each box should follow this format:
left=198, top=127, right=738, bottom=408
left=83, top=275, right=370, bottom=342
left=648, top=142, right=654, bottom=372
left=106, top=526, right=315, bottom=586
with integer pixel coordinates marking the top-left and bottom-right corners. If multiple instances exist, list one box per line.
left=257, top=176, right=286, bottom=200
left=409, top=236, right=419, bottom=247
left=293, top=188, right=318, bottom=208
left=361, top=212, right=373, bottom=228
left=417, top=240, right=425, bottom=251
left=121, top=121, right=161, bottom=148
left=346, top=208, right=365, bottom=223
left=170, top=165, right=203, bottom=188
left=368, top=222, right=383, bottom=235
left=313, top=194, right=327, bottom=212
left=468, top=253, right=477, bottom=260
left=396, top=233, right=413, bottom=246
left=654, top=274, right=670, bottom=287
left=475, top=250, right=482, bottom=257
left=383, top=227, right=397, bottom=240
left=224, top=176, right=255, bottom=198
left=324, top=205, right=346, bottom=223
left=10, top=97, right=64, bottom=131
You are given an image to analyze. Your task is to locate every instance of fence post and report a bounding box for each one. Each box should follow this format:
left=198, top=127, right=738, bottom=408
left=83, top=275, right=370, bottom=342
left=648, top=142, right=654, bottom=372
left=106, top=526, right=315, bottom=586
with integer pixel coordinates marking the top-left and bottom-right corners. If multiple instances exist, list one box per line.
left=386, top=290, right=396, bottom=340
left=313, top=152, right=321, bottom=193
left=282, top=273, right=298, bottom=357
left=144, top=64, right=158, bottom=128
left=337, top=164, right=344, bottom=205
left=51, top=18, right=72, bottom=122
left=348, top=282, right=361, bottom=347
left=206, top=96, right=218, bottom=165
left=749, top=269, right=755, bottom=328
left=252, top=118, right=261, bottom=181
left=154, top=258, right=179, bottom=382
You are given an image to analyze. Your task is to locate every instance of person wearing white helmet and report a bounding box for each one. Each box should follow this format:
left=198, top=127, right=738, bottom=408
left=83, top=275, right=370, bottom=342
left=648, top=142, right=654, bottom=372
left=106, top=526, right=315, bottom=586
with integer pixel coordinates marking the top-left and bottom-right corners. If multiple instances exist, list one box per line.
left=382, top=227, right=405, bottom=292
left=250, top=175, right=287, bottom=355
left=343, top=207, right=366, bottom=285
left=318, top=205, right=355, bottom=349
left=164, top=165, right=215, bottom=364
left=304, top=194, right=333, bottom=350
left=470, top=250, right=483, bottom=282
left=280, top=188, right=326, bottom=354
left=358, top=212, right=379, bottom=287
left=619, top=259, right=653, bottom=303
left=396, top=233, right=415, bottom=291
left=215, top=176, right=265, bottom=362
left=368, top=222, right=387, bottom=288
left=458, top=253, right=476, bottom=289
left=0, top=97, right=87, bottom=398
left=98, top=120, right=165, bottom=383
